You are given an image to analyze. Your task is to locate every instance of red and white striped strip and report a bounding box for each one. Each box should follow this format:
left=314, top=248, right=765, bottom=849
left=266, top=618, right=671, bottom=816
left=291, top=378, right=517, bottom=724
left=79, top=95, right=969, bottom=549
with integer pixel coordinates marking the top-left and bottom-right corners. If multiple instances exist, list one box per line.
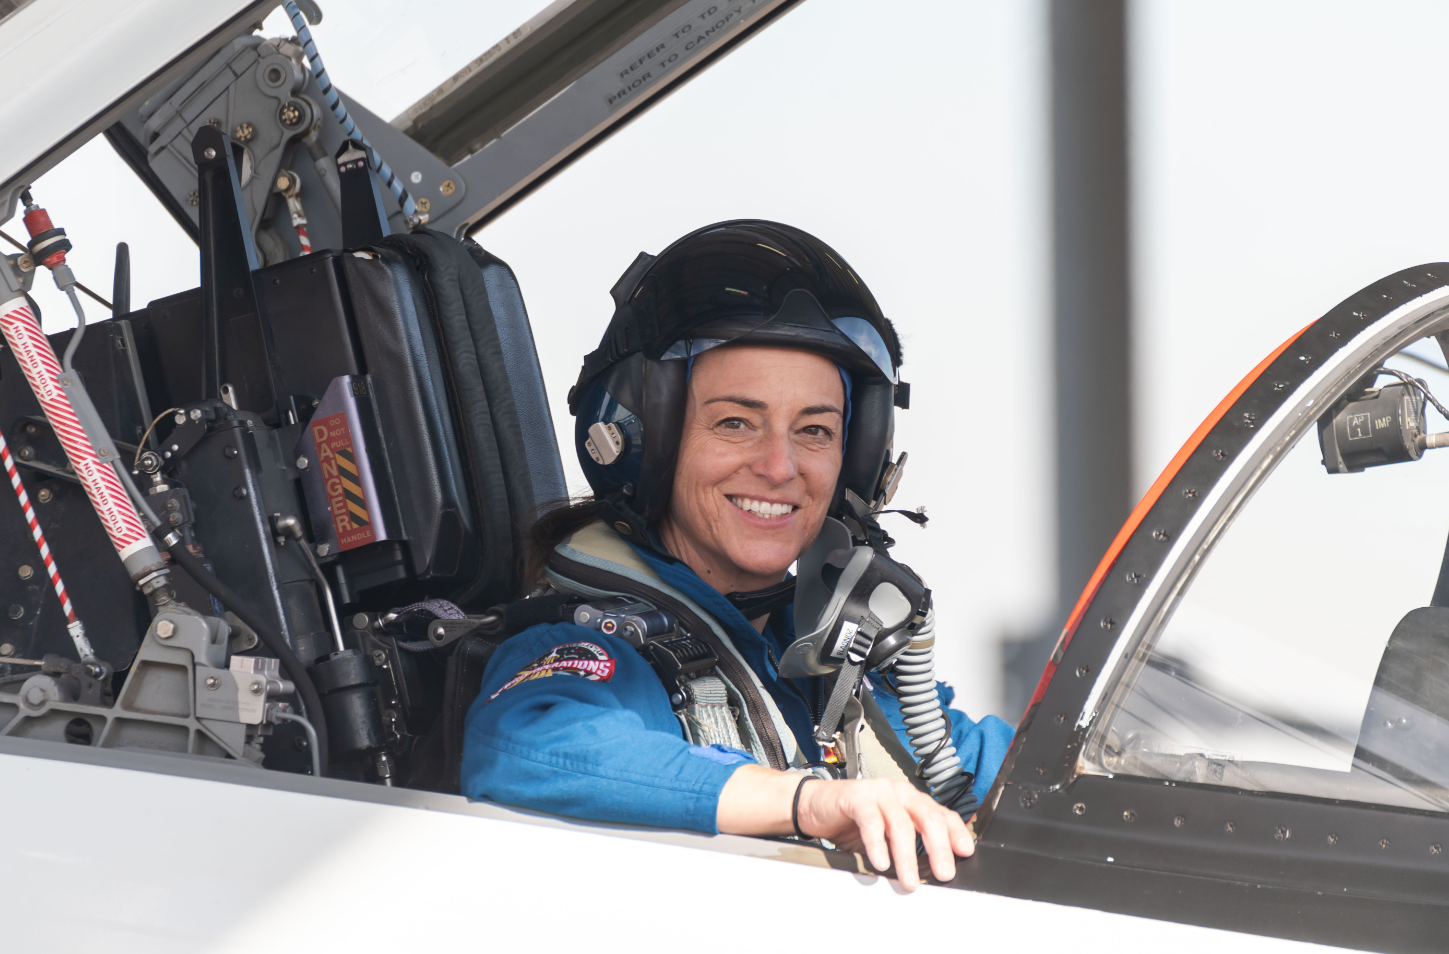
left=0, top=298, right=150, bottom=560
left=1, top=429, right=73, bottom=623
left=296, top=224, right=312, bottom=255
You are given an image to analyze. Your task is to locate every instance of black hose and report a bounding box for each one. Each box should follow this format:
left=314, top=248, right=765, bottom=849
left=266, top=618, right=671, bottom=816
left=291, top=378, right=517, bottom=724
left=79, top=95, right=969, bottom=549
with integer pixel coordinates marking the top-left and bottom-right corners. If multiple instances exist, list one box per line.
left=164, top=543, right=330, bottom=773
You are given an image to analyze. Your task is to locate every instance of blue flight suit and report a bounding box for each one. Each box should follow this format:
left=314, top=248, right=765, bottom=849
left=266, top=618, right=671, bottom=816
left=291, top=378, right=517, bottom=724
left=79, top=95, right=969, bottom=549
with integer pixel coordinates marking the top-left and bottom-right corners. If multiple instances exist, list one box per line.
left=461, top=537, right=1014, bottom=833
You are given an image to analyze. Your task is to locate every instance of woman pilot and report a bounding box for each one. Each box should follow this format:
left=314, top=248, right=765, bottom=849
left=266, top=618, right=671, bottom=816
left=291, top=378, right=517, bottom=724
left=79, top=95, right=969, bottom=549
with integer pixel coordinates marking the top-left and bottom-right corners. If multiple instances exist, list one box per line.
left=462, top=220, right=1013, bottom=889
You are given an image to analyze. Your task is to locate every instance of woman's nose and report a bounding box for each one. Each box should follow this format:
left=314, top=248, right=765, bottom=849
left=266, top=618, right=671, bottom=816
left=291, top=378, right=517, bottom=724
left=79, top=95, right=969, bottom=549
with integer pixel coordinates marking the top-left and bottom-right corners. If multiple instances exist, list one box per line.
left=751, top=429, right=798, bottom=485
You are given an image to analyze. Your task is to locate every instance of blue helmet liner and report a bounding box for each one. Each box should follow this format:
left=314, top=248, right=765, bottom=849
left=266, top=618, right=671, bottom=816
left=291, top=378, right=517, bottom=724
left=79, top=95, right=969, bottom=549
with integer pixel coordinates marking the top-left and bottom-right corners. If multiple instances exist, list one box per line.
left=568, top=220, right=906, bottom=546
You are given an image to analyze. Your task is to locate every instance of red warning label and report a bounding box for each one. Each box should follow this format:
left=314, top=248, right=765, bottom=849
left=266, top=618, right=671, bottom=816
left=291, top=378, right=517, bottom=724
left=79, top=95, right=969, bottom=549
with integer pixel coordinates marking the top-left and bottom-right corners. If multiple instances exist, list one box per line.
left=312, top=412, right=375, bottom=550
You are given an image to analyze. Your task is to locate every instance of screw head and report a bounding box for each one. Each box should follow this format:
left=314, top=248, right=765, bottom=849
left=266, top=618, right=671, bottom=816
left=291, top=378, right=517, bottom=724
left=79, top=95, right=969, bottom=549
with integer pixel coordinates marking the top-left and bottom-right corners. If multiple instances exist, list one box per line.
left=1055, top=712, right=1067, bottom=724
left=1151, top=528, right=1171, bottom=542
left=371, top=649, right=388, bottom=667
left=296, top=456, right=309, bottom=469
left=6, top=604, right=21, bottom=620
left=222, top=446, right=238, bottom=460
left=279, top=102, right=303, bottom=127
left=37, top=487, right=52, bottom=504
left=1072, top=802, right=1086, bottom=816
left=351, top=613, right=369, bottom=631
left=669, top=692, right=684, bottom=706
left=202, top=147, right=216, bottom=160
left=1100, top=617, right=1115, bottom=630
left=1433, top=844, right=1442, bottom=855
left=17, top=565, right=31, bottom=580
left=0, top=643, right=13, bottom=656
left=316, top=543, right=330, bottom=557
left=440, top=179, right=457, bottom=196
left=1122, top=810, right=1136, bottom=823
left=1035, top=763, right=1046, bottom=775
left=155, top=619, right=175, bottom=638
left=1212, top=449, right=1228, bottom=461
left=1225, top=821, right=1236, bottom=833
left=234, top=122, right=254, bottom=143
left=1275, top=826, right=1290, bottom=841
left=189, top=408, right=203, bottom=422
left=250, top=681, right=263, bottom=695
left=1174, top=815, right=1186, bottom=828
left=416, top=196, right=431, bottom=213
left=186, top=191, right=199, bottom=206
left=1075, top=665, right=1090, bottom=678
left=1328, top=833, right=1339, bottom=845
left=17, top=446, right=33, bottom=461
left=1381, top=838, right=1391, bottom=849
left=205, top=675, right=220, bottom=690
left=1124, top=571, right=1142, bottom=584
left=233, top=486, right=248, bottom=499
left=1019, top=792, right=1037, bottom=809
left=409, top=170, right=422, bottom=184
left=1182, top=487, right=1198, bottom=499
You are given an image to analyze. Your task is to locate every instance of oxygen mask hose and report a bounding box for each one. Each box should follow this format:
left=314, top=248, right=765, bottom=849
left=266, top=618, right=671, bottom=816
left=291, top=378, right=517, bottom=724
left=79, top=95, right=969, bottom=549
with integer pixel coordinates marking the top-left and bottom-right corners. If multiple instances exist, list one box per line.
left=891, top=606, right=977, bottom=815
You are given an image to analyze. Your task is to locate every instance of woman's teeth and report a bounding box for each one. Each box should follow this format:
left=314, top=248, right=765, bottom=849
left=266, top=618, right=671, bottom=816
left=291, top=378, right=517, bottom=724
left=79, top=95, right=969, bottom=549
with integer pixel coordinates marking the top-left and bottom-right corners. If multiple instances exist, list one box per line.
left=728, top=496, right=797, bottom=519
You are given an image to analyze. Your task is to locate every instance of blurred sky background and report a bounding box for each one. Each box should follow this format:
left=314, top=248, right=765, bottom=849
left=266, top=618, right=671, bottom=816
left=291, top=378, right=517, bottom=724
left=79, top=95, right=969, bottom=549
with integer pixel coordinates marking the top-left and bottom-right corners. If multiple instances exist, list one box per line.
left=19, top=0, right=1449, bottom=722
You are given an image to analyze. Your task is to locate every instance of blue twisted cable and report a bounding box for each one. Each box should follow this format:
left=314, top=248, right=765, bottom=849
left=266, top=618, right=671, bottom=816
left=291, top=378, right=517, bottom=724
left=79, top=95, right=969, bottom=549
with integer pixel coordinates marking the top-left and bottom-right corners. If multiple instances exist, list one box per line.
left=282, top=0, right=419, bottom=222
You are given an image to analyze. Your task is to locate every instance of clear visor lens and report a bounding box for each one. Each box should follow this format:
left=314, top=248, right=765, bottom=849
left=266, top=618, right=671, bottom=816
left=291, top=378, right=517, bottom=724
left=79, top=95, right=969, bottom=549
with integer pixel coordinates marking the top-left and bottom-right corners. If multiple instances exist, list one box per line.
left=659, top=318, right=896, bottom=383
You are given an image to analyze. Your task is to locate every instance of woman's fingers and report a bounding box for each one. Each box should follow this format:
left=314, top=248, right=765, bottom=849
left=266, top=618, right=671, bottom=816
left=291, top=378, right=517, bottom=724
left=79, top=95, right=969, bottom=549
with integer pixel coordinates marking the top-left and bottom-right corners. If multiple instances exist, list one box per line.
left=883, top=801, right=922, bottom=890
left=852, top=802, right=892, bottom=873
left=912, top=805, right=958, bottom=883
left=949, top=810, right=976, bottom=858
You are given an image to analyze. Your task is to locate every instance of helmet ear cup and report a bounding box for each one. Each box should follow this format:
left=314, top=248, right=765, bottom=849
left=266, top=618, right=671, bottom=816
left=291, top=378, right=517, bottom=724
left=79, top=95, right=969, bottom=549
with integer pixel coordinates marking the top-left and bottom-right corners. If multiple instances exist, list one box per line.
left=636, top=357, right=688, bottom=522
left=841, top=381, right=895, bottom=508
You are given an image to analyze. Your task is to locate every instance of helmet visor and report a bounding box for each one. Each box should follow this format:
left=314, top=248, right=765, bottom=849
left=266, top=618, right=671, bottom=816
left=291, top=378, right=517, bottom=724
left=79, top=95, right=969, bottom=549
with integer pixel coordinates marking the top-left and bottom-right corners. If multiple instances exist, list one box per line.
left=658, top=290, right=897, bottom=384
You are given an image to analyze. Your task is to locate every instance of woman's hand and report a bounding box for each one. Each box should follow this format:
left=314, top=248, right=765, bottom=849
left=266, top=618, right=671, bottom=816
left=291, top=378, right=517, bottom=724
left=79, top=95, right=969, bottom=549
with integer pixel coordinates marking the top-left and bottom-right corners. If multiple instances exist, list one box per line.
left=717, top=765, right=974, bottom=890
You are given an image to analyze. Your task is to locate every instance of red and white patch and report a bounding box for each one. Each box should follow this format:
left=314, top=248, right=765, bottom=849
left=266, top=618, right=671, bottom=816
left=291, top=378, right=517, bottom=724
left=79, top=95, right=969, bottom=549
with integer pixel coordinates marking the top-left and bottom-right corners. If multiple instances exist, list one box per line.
left=487, top=642, right=616, bottom=702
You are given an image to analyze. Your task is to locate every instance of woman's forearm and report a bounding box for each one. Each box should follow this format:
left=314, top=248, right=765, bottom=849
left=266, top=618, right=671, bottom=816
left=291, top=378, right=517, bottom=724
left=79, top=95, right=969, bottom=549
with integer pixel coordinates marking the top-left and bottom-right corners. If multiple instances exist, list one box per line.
left=715, top=764, right=802, bottom=835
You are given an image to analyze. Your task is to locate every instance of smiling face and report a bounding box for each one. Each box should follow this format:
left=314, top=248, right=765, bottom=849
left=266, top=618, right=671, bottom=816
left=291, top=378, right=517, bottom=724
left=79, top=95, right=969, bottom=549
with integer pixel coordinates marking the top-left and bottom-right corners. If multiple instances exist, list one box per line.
left=658, top=344, right=846, bottom=598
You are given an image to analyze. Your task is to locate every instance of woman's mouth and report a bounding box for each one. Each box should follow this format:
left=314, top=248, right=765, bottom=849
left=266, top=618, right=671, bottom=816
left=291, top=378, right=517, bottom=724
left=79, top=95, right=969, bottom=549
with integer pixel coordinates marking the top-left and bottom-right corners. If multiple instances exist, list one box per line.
left=727, top=496, right=798, bottom=520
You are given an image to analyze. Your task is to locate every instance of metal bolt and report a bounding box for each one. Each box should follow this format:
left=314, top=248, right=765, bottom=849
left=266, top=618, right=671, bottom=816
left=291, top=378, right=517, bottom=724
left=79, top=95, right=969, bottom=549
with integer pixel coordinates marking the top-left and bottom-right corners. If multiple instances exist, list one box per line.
left=1225, top=821, right=1236, bottom=833
left=168, top=513, right=181, bottom=526
left=1381, top=838, right=1390, bottom=849
left=1275, top=826, right=1290, bottom=841
left=1124, top=571, right=1142, bottom=584
left=1151, top=528, right=1170, bottom=543
left=416, top=196, right=431, bottom=213
left=1075, top=665, right=1090, bottom=678
left=1212, top=449, right=1227, bottom=461
left=371, top=649, right=388, bottom=667
left=224, top=446, right=239, bottom=459
left=203, top=147, right=216, bottom=160
left=36, top=488, right=51, bottom=504
left=6, top=604, right=21, bottom=620
left=165, top=499, right=179, bottom=511
left=440, top=179, right=457, bottom=196
left=1182, top=487, right=1198, bottom=499
left=1328, top=833, right=1339, bottom=845
left=234, top=122, right=254, bottom=143
left=351, top=613, right=369, bottom=631
left=17, top=565, right=31, bottom=580
left=296, top=456, right=308, bottom=469
left=1099, top=617, right=1114, bottom=630
left=316, top=544, right=330, bottom=557
left=1072, top=802, right=1085, bottom=816
left=189, top=408, right=203, bottom=422
left=1174, top=815, right=1186, bottom=828
left=1055, top=712, right=1067, bottom=724
left=1433, top=844, right=1442, bottom=855
left=279, top=102, right=302, bottom=127
left=156, top=619, right=175, bottom=639
left=293, top=733, right=309, bottom=751
left=205, top=675, right=220, bottom=690
left=233, top=486, right=248, bottom=499
left=1122, top=810, right=1136, bottom=823
left=187, top=191, right=198, bottom=206
left=17, top=446, right=33, bottom=461
left=250, top=681, right=263, bottom=695
left=0, top=643, right=12, bottom=656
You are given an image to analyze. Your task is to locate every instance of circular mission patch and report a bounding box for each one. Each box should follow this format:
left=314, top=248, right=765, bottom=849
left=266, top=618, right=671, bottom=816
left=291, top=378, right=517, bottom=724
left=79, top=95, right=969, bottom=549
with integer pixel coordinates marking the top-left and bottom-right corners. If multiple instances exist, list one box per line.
left=487, top=642, right=617, bottom=702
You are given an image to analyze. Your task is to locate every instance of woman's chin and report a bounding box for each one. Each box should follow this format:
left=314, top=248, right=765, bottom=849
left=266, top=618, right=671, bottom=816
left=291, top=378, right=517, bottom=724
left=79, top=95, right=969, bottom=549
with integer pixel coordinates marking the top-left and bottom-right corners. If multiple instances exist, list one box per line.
left=720, top=542, right=798, bottom=585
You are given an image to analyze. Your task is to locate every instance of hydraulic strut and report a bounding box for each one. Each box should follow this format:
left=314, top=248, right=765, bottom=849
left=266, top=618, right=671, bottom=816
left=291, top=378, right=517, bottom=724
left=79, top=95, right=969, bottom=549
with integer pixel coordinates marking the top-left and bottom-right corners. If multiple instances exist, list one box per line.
left=0, top=194, right=169, bottom=597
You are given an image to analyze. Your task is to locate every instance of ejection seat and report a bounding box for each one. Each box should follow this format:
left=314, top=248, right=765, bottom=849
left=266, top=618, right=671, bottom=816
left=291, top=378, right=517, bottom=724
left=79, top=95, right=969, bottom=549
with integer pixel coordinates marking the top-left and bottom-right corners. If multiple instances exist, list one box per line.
left=0, top=128, right=565, bottom=781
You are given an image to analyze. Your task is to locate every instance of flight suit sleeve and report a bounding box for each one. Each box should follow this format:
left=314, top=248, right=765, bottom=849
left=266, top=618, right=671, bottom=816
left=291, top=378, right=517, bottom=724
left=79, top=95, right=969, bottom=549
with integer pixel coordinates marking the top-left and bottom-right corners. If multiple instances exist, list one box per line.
left=461, top=622, right=754, bottom=833
left=865, top=675, right=1015, bottom=798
